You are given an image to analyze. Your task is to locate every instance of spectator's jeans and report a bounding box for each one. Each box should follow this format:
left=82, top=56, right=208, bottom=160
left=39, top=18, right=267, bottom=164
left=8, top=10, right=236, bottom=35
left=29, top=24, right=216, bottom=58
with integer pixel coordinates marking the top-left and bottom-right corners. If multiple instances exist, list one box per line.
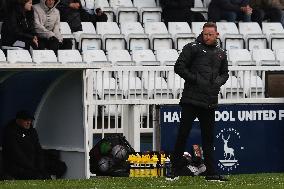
left=222, top=11, right=251, bottom=22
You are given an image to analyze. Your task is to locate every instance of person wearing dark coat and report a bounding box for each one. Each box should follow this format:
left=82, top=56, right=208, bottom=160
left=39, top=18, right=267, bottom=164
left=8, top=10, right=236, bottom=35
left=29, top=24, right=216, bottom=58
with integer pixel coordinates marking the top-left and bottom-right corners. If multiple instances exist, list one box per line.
left=2, top=111, right=50, bottom=180
left=167, top=22, right=229, bottom=182
left=1, top=0, right=39, bottom=49
left=57, top=0, right=107, bottom=32
left=208, top=0, right=252, bottom=22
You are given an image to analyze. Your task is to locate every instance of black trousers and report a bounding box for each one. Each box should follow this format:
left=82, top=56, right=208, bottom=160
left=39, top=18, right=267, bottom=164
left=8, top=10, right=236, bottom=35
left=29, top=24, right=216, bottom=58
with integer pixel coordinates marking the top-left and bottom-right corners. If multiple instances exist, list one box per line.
left=173, top=103, right=216, bottom=175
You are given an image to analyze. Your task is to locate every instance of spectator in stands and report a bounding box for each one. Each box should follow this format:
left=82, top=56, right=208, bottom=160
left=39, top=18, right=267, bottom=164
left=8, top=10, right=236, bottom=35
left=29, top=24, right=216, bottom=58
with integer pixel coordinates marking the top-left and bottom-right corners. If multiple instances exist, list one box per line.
left=94, top=8, right=108, bottom=22
left=2, top=110, right=67, bottom=180
left=57, top=0, right=107, bottom=32
left=33, top=0, right=72, bottom=53
left=1, top=0, right=39, bottom=50
left=208, top=0, right=252, bottom=22
left=168, top=22, right=229, bottom=182
left=249, top=0, right=283, bottom=25
left=160, top=0, right=205, bottom=25
left=2, top=110, right=50, bottom=180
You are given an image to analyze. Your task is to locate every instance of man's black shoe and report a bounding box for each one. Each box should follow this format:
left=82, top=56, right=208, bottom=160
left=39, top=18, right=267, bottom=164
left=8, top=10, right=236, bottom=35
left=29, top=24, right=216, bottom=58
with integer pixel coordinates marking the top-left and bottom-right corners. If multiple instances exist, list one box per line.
left=165, top=168, right=179, bottom=181
left=205, top=175, right=229, bottom=182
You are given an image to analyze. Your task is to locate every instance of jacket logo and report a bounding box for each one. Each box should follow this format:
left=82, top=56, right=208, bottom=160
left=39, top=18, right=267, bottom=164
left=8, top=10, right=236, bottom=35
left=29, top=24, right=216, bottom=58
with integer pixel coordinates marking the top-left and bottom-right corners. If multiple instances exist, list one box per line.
left=22, top=134, right=25, bottom=138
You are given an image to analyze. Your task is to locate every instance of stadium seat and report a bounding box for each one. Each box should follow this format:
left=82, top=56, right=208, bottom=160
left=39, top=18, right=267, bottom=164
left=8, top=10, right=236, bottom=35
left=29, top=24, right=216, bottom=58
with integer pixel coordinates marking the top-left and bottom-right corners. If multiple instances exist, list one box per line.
left=57, top=50, right=82, bottom=63
left=117, top=7, right=139, bottom=23
left=191, top=0, right=208, bottom=20
left=32, top=50, right=58, bottom=63
left=168, top=22, right=196, bottom=51
left=132, top=49, right=157, bottom=64
left=251, top=49, right=279, bottom=66
left=216, top=22, right=244, bottom=50
left=82, top=50, right=108, bottom=63
left=0, top=49, right=7, bottom=62
left=238, top=22, right=267, bottom=50
left=133, top=0, right=161, bottom=23
left=262, top=22, right=284, bottom=50
left=96, top=22, right=126, bottom=51
left=144, top=22, right=173, bottom=50
left=60, top=22, right=75, bottom=49
left=274, top=49, right=284, bottom=66
left=7, top=50, right=32, bottom=63
left=109, top=0, right=133, bottom=11
left=227, top=49, right=254, bottom=66
left=83, top=0, right=94, bottom=10
left=120, top=22, right=150, bottom=50
left=155, top=49, right=179, bottom=64
left=76, top=22, right=103, bottom=52
left=191, top=22, right=206, bottom=36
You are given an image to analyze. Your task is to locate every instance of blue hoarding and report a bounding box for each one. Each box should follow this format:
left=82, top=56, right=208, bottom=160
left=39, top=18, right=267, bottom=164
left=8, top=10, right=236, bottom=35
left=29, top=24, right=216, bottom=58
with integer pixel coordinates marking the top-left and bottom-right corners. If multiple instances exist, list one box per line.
left=160, top=104, right=284, bottom=174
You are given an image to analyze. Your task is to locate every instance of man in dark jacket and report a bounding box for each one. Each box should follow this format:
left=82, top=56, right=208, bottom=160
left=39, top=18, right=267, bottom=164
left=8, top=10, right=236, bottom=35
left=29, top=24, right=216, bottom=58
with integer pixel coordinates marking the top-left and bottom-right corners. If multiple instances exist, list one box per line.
left=2, top=110, right=50, bottom=180
left=168, top=22, right=229, bottom=182
left=208, top=0, right=252, bottom=22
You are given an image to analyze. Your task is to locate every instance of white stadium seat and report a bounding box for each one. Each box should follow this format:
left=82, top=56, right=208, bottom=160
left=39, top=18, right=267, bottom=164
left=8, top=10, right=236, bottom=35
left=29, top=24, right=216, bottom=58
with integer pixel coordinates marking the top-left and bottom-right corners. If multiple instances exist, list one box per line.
left=0, top=49, right=7, bottom=62
left=251, top=49, right=279, bottom=66
left=168, top=22, right=196, bottom=50
left=227, top=49, right=254, bottom=66
left=57, top=50, right=82, bottom=63
left=32, top=50, right=58, bottom=63
left=262, top=22, right=284, bottom=50
left=96, top=22, right=126, bottom=51
left=144, top=22, right=173, bottom=50
left=238, top=22, right=267, bottom=50
left=7, top=50, right=32, bottom=63
left=275, top=49, right=284, bottom=66
left=216, top=22, right=244, bottom=50
left=120, top=22, right=149, bottom=50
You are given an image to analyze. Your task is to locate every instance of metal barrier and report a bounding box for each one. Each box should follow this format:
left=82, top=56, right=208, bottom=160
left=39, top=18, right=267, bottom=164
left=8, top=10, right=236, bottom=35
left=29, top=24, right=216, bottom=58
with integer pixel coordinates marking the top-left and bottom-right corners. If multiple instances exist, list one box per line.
left=88, top=65, right=284, bottom=151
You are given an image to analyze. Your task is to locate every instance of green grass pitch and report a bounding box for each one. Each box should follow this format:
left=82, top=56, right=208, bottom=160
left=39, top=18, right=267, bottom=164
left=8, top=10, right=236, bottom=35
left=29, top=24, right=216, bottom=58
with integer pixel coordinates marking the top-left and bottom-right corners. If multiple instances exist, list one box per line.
left=0, top=173, right=283, bottom=189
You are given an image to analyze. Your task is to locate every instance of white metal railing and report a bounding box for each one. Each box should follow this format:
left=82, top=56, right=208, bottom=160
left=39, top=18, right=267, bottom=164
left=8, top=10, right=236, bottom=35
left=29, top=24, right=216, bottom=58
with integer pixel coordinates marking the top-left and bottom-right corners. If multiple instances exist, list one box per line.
left=88, top=65, right=284, bottom=151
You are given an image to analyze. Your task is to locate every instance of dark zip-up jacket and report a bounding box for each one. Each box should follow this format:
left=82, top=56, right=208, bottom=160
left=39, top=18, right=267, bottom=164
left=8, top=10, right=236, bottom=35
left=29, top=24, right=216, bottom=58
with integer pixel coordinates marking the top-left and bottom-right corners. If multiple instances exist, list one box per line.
left=174, top=34, right=229, bottom=109
left=1, top=4, right=36, bottom=46
left=2, top=120, right=44, bottom=175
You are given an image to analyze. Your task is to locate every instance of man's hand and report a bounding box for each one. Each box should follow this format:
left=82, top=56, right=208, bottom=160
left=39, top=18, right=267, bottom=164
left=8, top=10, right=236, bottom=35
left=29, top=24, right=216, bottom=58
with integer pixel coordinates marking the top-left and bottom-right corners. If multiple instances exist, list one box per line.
left=240, top=5, right=253, bottom=15
left=69, top=2, right=80, bottom=9
left=32, top=36, right=38, bottom=47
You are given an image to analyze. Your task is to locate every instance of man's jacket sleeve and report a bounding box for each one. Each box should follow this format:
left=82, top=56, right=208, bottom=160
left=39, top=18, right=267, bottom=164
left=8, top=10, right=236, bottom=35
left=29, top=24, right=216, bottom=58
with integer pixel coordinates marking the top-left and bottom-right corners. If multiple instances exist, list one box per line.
left=214, top=52, right=229, bottom=86
left=174, top=44, right=197, bottom=84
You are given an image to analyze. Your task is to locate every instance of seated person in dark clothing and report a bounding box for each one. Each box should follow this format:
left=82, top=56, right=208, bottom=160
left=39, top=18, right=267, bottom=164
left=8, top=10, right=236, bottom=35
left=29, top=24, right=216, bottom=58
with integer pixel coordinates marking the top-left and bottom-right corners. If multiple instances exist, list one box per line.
left=94, top=8, right=108, bottom=22
left=1, top=0, right=39, bottom=49
left=208, top=0, right=252, bottom=22
left=2, top=110, right=66, bottom=180
left=250, top=0, right=283, bottom=25
left=57, top=0, right=107, bottom=32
